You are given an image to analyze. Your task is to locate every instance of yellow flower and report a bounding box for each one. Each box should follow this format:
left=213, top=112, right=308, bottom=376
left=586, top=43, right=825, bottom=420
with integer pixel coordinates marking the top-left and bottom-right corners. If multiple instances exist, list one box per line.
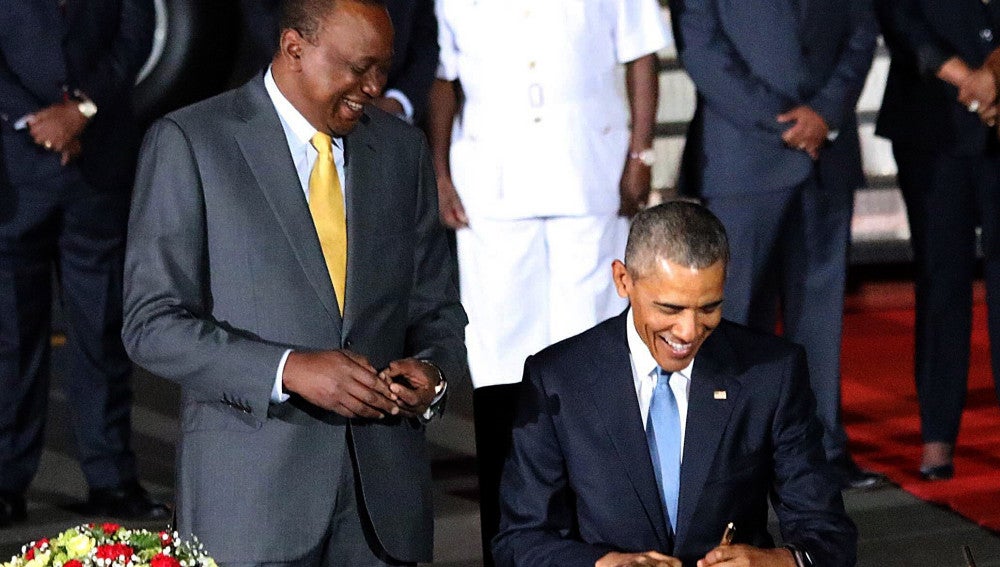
left=64, top=535, right=94, bottom=559
left=202, top=558, right=217, bottom=567
left=24, top=551, right=51, bottom=567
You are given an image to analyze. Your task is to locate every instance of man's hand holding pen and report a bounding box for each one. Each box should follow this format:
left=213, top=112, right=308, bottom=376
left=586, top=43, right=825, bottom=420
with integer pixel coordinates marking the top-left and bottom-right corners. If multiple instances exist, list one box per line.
left=696, top=523, right=797, bottom=567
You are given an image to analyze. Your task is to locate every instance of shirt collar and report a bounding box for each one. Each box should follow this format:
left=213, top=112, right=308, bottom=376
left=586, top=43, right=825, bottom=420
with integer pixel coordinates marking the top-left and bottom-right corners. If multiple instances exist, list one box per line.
left=264, top=66, right=342, bottom=150
left=626, top=307, right=695, bottom=381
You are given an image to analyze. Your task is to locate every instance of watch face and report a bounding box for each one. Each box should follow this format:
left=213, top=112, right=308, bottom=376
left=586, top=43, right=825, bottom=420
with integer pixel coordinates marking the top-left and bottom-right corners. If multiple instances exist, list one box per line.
left=78, top=100, right=97, bottom=118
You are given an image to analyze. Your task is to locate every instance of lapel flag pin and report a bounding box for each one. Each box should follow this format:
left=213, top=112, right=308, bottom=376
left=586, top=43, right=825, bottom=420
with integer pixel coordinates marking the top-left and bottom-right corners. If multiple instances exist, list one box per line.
left=714, top=390, right=727, bottom=400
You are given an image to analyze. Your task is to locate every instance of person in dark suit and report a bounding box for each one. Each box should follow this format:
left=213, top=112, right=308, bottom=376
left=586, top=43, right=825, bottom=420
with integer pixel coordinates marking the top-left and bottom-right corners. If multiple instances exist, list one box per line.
left=494, top=201, right=856, bottom=567
left=0, top=0, right=166, bottom=525
left=669, top=0, right=882, bottom=490
left=238, top=0, right=439, bottom=124
left=875, top=0, right=1000, bottom=481
left=122, top=0, right=466, bottom=565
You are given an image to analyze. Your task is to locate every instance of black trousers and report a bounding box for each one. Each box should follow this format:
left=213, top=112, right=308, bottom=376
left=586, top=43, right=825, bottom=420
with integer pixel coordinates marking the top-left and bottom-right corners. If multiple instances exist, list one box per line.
left=893, top=146, right=1000, bottom=444
left=473, top=383, right=522, bottom=567
left=0, top=172, right=136, bottom=493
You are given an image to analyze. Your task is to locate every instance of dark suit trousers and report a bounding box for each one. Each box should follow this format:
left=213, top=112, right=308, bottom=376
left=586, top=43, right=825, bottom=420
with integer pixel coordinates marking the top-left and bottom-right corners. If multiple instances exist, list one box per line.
left=893, top=146, right=1000, bottom=443
left=473, top=383, right=521, bottom=567
left=705, top=175, right=854, bottom=463
left=0, top=171, right=136, bottom=492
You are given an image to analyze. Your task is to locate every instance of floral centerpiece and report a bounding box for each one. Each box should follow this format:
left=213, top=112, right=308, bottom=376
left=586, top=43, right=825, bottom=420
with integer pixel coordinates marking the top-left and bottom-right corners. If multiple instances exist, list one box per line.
left=2, top=524, right=216, bottom=567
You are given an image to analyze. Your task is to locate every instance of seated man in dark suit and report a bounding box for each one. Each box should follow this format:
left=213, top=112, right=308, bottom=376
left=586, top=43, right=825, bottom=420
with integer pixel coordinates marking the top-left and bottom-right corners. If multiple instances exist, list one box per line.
left=494, top=201, right=856, bottom=567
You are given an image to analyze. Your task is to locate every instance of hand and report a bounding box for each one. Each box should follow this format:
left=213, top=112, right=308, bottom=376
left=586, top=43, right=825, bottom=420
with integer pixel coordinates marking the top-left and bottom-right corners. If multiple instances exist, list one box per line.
left=777, top=106, right=829, bottom=160
left=957, top=67, right=997, bottom=111
left=437, top=175, right=469, bottom=229
left=60, top=137, right=83, bottom=166
left=697, top=544, right=796, bottom=567
left=980, top=104, right=998, bottom=127
left=282, top=349, right=400, bottom=419
left=28, top=100, right=89, bottom=153
left=380, top=358, right=440, bottom=418
left=596, top=551, right=680, bottom=567
left=618, top=158, right=652, bottom=217
left=369, top=96, right=406, bottom=118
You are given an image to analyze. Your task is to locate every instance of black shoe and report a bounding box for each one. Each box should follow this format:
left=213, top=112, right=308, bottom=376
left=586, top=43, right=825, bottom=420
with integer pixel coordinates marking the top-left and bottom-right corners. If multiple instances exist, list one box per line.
left=0, top=491, right=27, bottom=527
left=833, top=460, right=888, bottom=490
left=919, top=463, right=954, bottom=481
left=85, top=481, right=171, bottom=521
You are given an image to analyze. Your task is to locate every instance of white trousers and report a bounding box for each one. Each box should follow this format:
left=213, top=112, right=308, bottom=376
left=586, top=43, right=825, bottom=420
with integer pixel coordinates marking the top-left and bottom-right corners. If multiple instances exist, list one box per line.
left=457, top=214, right=629, bottom=388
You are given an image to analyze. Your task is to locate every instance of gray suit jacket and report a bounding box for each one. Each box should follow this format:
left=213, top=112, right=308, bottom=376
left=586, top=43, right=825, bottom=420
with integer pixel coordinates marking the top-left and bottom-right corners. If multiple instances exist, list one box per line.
left=122, top=75, right=467, bottom=564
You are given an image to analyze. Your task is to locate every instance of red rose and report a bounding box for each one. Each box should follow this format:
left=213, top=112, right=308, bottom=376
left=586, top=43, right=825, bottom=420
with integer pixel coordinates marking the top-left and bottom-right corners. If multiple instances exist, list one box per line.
left=159, top=532, right=173, bottom=547
left=151, top=553, right=181, bottom=567
left=96, top=543, right=134, bottom=561
left=24, top=549, right=34, bottom=561
left=34, top=538, right=49, bottom=548
left=102, top=523, right=121, bottom=535
left=65, top=560, right=83, bottom=567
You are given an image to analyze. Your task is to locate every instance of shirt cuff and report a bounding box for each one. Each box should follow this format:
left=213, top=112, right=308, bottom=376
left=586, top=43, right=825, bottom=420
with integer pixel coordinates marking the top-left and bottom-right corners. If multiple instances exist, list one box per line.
left=384, top=89, right=414, bottom=123
left=272, top=349, right=292, bottom=403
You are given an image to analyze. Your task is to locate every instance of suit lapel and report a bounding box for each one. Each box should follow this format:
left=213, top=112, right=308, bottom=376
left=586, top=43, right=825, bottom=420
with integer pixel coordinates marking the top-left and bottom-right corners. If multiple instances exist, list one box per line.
left=580, top=314, right=673, bottom=550
left=233, top=77, right=344, bottom=331
left=674, top=327, right=742, bottom=549
left=340, top=115, right=378, bottom=336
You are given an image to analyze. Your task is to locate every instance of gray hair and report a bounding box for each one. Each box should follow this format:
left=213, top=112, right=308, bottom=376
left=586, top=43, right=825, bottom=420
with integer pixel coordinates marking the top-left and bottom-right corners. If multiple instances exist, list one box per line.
left=624, top=200, right=729, bottom=276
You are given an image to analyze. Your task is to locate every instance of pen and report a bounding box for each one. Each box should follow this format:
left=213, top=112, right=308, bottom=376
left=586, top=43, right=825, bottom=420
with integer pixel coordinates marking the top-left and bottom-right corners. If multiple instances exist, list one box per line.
left=720, top=522, right=735, bottom=546
left=963, top=545, right=977, bottom=567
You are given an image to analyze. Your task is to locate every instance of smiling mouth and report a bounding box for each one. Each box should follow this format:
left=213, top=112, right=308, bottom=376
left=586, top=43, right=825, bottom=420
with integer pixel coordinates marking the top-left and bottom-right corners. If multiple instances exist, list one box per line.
left=661, top=335, right=693, bottom=357
left=343, top=99, right=363, bottom=112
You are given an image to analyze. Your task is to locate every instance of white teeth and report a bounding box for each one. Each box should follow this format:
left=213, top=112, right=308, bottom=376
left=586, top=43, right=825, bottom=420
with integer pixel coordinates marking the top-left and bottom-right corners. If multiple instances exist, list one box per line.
left=344, top=100, right=363, bottom=111
left=664, top=337, right=690, bottom=354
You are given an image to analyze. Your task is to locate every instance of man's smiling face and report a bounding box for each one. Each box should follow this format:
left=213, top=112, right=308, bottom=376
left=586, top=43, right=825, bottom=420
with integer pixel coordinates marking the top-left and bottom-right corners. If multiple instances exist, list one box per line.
left=612, top=257, right=725, bottom=372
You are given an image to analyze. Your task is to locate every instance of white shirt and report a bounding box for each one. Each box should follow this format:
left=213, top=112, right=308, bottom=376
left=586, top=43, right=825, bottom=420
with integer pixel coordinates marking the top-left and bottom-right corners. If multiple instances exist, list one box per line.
left=434, top=0, right=670, bottom=219
left=263, top=67, right=347, bottom=403
left=625, top=308, right=692, bottom=459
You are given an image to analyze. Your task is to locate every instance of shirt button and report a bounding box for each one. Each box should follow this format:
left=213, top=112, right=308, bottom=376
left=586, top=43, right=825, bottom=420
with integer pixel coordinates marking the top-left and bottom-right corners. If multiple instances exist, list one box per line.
left=981, top=28, right=994, bottom=41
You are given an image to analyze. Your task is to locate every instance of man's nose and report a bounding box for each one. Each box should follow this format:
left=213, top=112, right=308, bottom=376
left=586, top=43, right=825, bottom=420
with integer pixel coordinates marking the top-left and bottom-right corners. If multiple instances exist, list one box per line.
left=673, top=311, right=698, bottom=342
left=362, top=69, right=387, bottom=98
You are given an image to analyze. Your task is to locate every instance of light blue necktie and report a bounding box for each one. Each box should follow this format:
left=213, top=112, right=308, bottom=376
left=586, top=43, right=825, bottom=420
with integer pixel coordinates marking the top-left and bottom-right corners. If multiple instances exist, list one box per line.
left=647, top=368, right=681, bottom=533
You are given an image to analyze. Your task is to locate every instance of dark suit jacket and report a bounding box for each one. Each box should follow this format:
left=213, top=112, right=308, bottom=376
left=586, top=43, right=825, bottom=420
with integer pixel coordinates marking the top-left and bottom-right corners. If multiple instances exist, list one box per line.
left=670, top=0, right=876, bottom=197
left=493, top=314, right=856, bottom=567
left=875, top=0, right=1000, bottom=155
left=122, top=75, right=467, bottom=563
left=0, top=0, right=153, bottom=190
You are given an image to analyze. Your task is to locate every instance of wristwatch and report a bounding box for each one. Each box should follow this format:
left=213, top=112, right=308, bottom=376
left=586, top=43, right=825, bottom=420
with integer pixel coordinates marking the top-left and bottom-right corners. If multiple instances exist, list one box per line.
left=628, top=147, right=656, bottom=167
left=783, top=544, right=814, bottom=567
left=419, top=360, right=448, bottom=422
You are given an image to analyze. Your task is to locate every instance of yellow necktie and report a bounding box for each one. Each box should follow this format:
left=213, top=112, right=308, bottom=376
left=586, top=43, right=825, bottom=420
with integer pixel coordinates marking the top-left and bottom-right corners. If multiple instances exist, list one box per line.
left=308, top=132, right=347, bottom=315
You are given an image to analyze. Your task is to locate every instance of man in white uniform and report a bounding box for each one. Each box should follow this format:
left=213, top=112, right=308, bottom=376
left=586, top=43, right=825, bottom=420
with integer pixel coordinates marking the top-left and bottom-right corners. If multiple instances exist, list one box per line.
left=427, top=1, right=670, bottom=563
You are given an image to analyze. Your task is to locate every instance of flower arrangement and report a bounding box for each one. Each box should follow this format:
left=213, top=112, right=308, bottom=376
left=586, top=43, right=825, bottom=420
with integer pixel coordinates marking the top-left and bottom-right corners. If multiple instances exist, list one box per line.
left=2, top=524, right=216, bottom=567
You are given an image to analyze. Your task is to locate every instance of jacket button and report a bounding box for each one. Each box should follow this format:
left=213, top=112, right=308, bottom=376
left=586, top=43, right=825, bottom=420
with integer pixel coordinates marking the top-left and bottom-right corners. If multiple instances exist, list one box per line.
left=345, top=339, right=353, bottom=348
left=981, top=29, right=994, bottom=42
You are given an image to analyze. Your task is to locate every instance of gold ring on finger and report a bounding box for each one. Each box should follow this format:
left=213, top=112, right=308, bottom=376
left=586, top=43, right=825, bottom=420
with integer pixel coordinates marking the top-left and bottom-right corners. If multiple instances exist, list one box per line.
left=43, top=140, right=52, bottom=150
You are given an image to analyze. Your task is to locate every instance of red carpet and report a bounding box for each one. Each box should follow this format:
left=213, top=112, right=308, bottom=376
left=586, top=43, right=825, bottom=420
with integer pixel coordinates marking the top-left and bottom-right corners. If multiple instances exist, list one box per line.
left=841, top=280, right=1000, bottom=532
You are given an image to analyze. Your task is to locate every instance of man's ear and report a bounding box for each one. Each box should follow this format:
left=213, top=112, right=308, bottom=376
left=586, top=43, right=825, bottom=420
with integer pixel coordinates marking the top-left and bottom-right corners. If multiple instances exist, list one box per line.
left=611, top=260, right=631, bottom=300
left=278, top=28, right=306, bottom=69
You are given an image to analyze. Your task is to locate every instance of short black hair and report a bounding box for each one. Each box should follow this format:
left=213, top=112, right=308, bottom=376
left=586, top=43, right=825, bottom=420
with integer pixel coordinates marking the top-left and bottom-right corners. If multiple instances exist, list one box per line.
left=624, top=200, right=729, bottom=276
left=279, top=0, right=385, bottom=42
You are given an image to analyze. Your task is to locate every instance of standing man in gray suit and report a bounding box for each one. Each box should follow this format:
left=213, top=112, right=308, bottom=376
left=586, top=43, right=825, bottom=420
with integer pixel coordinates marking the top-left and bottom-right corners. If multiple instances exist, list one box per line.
left=670, top=0, right=881, bottom=489
left=122, top=0, right=467, bottom=565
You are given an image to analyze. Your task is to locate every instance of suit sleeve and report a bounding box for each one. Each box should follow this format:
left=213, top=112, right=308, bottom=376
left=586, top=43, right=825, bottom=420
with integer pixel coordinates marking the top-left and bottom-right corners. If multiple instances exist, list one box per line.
left=122, top=118, right=286, bottom=420
left=668, top=0, right=796, bottom=133
left=770, top=348, right=858, bottom=567
left=806, top=0, right=877, bottom=130
left=492, top=357, right=613, bottom=567
left=75, top=0, right=154, bottom=108
left=403, top=134, right=468, bottom=384
left=0, top=4, right=66, bottom=123
left=387, top=0, right=439, bottom=122
left=875, top=0, right=955, bottom=77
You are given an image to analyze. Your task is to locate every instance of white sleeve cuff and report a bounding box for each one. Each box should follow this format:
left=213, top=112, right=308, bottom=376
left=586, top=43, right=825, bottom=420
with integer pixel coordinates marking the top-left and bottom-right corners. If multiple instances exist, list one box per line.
left=384, top=89, right=414, bottom=123
left=272, top=349, right=292, bottom=403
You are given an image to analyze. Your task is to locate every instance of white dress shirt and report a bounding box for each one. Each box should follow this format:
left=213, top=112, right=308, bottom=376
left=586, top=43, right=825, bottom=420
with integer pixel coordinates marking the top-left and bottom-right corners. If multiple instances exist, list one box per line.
left=263, top=67, right=347, bottom=403
left=625, top=308, right=693, bottom=460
